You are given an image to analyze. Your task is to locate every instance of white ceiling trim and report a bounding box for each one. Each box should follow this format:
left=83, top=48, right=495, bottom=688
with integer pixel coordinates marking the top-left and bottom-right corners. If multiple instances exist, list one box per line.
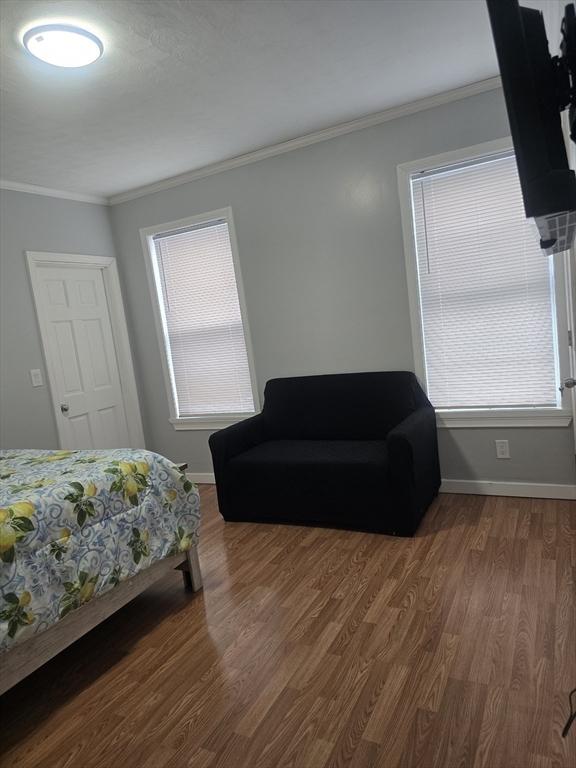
left=1, top=76, right=501, bottom=207
left=109, top=75, right=502, bottom=205
left=0, top=179, right=107, bottom=205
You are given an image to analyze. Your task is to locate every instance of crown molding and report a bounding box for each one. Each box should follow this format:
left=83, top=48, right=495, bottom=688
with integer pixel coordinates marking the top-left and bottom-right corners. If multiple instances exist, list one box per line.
left=1, top=76, right=502, bottom=207
left=109, top=75, right=502, bottom=205
left=0, top=179, right=107, bottom=205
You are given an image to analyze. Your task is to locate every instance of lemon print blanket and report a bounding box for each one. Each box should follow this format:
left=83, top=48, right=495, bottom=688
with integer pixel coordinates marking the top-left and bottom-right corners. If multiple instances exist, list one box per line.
left=0, top=449, right=200, bottom=651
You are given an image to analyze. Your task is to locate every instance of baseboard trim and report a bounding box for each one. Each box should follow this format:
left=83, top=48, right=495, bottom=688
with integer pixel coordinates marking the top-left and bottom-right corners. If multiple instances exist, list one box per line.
left=441, top=479, right=576, bottom=500
left=187, top=472, right=216, bottom=484
left=186, top=475, right=575, bottom=498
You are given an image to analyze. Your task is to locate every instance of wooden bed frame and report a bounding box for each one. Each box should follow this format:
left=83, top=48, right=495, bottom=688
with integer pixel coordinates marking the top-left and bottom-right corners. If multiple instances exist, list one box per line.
left=0, top=546, right=202, bottom=695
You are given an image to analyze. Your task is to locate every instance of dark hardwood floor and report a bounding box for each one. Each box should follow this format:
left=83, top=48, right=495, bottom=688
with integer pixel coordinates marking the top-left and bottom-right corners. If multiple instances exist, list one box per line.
left=1, top=486, right=575, bottom=767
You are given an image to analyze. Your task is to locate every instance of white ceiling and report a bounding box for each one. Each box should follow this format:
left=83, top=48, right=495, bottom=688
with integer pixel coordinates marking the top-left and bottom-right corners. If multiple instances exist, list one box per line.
left=0, top=0, right=562, bottom=199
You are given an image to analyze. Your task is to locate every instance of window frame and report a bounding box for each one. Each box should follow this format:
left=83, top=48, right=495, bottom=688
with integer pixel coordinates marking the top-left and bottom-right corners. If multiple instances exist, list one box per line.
left=140, top=206, right=260, bottom=430
left=397, top=138, right=572, bottom=428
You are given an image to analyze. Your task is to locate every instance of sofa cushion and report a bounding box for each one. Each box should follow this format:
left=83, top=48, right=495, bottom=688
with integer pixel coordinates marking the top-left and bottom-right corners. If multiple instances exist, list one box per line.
left=230, top=439, right=388, bottom=469
left=224, top=440, right=391, bottom=528
left=261, top=371, right=426, bottom=440
left=228, top=438, right=388, bottom=495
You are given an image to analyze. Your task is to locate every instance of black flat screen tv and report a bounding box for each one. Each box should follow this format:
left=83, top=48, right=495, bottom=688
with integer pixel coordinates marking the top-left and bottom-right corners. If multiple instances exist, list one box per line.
left=487, top=0, right=576, bottom=254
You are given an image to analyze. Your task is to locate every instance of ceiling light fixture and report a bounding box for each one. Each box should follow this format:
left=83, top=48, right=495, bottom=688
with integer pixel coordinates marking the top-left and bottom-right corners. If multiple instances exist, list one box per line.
left=23, top=24, right=103, bottom=68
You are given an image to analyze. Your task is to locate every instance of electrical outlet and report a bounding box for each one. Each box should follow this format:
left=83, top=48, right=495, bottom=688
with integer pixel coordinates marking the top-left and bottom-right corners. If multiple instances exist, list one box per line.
left=495, top=439, right=510, bottom=459
left=30, top=369, right=43, bottom=387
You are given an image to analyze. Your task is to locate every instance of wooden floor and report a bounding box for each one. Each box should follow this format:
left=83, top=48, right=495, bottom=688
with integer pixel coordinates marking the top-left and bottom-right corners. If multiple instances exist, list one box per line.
left=1, top=487, right=575, bottom=768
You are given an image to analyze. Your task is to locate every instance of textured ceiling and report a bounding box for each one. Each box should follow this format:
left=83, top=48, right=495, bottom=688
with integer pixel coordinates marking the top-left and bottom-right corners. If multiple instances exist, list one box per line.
left=0, top=0, right=562, bottom=198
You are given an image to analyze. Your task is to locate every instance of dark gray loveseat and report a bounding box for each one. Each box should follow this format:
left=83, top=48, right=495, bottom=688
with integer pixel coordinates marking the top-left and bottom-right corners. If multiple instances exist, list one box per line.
left=209, top=371, right=440, bottom=536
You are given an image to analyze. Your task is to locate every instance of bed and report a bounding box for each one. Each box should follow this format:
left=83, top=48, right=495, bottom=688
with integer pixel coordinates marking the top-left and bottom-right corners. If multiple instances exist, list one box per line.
left=0, top=448, right=202, bottom=693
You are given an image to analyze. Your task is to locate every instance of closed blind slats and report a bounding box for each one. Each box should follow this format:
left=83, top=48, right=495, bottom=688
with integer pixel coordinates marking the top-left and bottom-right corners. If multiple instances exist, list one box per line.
left=153, top=220, right=255, bottom=418
left=411, top=153, right=559, bottom=410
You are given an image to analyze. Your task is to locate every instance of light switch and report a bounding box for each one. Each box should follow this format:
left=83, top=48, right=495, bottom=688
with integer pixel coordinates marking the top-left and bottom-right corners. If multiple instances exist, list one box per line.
left=30, top=369, right=43, bottom=387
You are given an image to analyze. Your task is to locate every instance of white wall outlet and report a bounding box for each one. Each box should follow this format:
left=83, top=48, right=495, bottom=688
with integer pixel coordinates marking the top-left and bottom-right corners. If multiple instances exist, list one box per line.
left=30, top=369, right=43, bottom=387
left=495, top=439, right=510, bottom=459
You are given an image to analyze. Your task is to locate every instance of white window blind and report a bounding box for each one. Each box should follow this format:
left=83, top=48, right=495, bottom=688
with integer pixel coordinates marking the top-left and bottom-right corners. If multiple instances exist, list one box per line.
left=411, top=152, right=559, bottom=410
left=151, top=218, right=255, bottom=419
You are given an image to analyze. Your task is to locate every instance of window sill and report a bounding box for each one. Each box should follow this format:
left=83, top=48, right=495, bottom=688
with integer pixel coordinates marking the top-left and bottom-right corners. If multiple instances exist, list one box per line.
left=436, top=408, right=573, bottom=429
left=169, top=414, right=256, bottom=431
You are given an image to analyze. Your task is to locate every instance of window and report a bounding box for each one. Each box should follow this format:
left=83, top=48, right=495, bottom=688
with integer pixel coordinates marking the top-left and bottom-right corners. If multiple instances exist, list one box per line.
left=142, top=209, right=258, bottom=429
left=399, top=140, right=571, bottom=427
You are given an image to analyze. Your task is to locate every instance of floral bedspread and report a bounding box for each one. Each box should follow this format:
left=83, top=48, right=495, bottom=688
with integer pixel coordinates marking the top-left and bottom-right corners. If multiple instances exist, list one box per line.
left=0, top=449, right=200, bottom=651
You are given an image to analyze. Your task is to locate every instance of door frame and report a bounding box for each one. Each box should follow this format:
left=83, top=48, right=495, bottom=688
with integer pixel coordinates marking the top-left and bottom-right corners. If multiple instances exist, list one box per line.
left=564, top=233, right=576, bottom=447
left=26, top=251, right=145, bottom=449
left=564, top=112, right=576, bottom=448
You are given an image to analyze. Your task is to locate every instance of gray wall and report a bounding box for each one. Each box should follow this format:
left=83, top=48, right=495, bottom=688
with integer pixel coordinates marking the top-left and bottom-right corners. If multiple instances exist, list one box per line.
left=0, top=190, right=116, bottom=448
left=2, top=89, right=573, bottom=485
left=110, top=87, right=576, bottom=484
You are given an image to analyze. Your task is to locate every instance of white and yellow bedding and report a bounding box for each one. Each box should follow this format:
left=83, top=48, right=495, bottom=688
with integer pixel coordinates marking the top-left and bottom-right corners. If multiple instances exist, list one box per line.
left=0, top=449, right=200, bottom=651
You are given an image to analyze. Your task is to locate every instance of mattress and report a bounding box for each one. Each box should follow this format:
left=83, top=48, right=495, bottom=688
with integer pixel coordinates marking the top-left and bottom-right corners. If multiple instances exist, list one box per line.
left=0, top=449, right=200, bottom=651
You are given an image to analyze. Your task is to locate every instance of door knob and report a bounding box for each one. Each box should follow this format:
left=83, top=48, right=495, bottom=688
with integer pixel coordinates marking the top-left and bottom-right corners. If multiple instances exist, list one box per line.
left=564, top=378, right=576, bottom=389
left=60, top=403, right=69, bottom=413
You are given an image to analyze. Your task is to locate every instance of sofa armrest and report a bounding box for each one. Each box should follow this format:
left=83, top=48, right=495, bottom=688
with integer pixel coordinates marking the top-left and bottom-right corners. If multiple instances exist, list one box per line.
left=386, top=406, right=441, bottom=511
left=209, top=413, right=267, bottom=467
left=209, top=414, right=267, bottom=515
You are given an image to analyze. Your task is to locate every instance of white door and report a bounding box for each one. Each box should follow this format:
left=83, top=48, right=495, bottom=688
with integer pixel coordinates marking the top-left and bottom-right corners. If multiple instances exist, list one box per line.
left=565, top=251, right=576, bottom=448
left=28, top=257, right=142, bottom=449
left=565, top=114, right=576, bottom=447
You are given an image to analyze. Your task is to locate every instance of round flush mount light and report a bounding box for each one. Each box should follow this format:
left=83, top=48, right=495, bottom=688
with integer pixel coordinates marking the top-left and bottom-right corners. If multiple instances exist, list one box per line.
left=23, top=24, right=103, bottom=68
